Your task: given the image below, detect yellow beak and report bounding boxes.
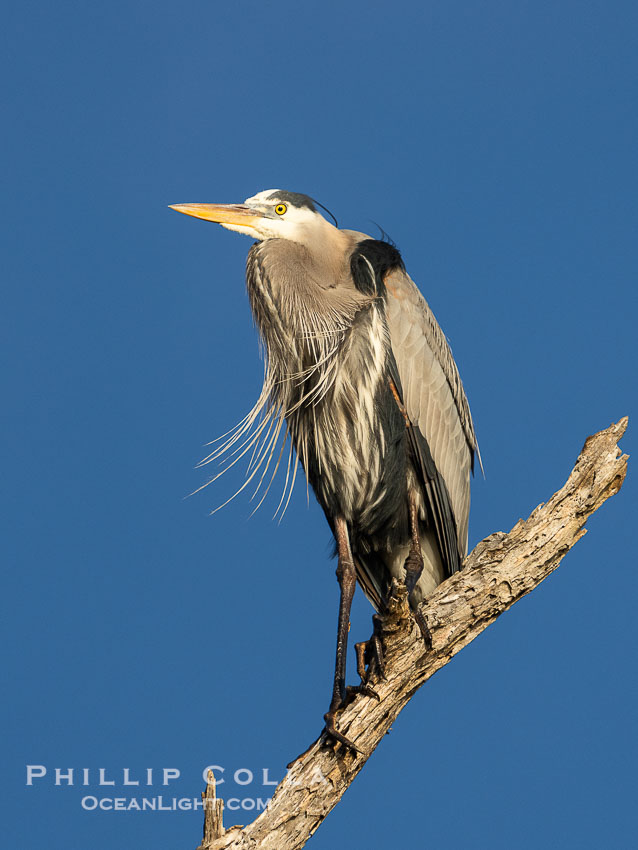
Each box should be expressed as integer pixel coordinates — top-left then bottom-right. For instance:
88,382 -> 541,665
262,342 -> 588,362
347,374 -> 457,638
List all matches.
168,203 -> 260,228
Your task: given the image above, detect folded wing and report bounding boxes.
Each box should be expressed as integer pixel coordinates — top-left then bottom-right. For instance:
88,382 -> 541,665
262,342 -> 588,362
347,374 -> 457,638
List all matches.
384,266 -> 478,573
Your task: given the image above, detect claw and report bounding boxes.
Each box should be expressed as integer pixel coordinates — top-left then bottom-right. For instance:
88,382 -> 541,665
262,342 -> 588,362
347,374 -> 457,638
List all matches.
346,682 -> 380,701
350,613 -> 387,704
323,712 -> 363,754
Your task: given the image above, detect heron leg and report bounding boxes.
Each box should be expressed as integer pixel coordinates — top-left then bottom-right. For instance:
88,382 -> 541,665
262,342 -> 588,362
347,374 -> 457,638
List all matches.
404,493 -> 424,596
404,493 -> 432,648
323,517 -> 361,753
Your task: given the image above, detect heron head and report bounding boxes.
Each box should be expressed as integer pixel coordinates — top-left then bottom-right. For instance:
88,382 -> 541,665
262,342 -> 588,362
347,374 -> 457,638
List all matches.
169,189 -> 335,243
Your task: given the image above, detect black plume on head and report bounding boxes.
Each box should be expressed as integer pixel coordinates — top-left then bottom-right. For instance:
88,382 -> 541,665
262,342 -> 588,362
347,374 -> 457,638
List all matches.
266,190 -> 339,228
266,191 -> 316,211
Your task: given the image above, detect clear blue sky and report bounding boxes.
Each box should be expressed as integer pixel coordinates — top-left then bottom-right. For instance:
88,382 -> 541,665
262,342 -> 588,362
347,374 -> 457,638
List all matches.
4,2 -> 636,848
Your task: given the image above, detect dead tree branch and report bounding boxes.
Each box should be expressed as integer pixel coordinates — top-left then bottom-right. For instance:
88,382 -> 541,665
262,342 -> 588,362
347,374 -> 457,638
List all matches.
196,417 -> 628,850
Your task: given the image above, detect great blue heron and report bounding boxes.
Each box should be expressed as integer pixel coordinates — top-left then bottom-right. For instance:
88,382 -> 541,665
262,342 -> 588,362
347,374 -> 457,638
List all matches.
170,190 -> 479,750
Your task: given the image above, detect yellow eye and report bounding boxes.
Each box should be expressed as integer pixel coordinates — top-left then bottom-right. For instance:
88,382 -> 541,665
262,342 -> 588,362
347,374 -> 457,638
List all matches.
275,203 -> 287,215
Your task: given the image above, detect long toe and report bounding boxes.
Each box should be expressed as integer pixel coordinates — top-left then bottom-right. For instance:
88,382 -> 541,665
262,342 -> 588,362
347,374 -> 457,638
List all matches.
323,711 -> 363,755
346,682 -> 380,701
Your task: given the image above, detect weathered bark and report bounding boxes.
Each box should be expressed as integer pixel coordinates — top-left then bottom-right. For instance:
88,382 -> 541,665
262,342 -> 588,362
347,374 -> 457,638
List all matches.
196,418 -> 628,850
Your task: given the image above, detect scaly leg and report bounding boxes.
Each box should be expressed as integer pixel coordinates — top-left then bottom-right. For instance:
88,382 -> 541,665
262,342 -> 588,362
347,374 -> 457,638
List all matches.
403,492 -> 432,648
323,516 -> 361,753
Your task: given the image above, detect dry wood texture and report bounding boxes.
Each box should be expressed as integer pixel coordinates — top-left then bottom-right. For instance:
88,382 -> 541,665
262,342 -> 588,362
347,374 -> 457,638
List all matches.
196,418 -> 628,850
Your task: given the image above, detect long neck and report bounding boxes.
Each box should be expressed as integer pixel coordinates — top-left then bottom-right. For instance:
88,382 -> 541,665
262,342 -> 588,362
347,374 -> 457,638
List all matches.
246,233 -> 373,414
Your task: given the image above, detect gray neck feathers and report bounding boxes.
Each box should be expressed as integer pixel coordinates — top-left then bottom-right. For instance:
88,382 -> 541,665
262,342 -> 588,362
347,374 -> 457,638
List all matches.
247,236 -> 373,412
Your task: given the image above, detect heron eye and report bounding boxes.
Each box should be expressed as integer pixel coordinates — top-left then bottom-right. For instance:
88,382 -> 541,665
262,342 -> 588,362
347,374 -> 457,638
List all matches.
275,204 -> 287,215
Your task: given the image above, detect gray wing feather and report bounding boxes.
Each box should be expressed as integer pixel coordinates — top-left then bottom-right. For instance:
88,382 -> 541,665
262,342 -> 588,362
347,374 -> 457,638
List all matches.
384,267 -> 478,561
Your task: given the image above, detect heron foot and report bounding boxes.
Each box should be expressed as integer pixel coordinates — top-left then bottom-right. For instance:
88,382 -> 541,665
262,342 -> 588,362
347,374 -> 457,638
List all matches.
349,613 -> 387,697
322,711 -> 362,754
346,681 -> 380,701
385,576 -> 432,650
